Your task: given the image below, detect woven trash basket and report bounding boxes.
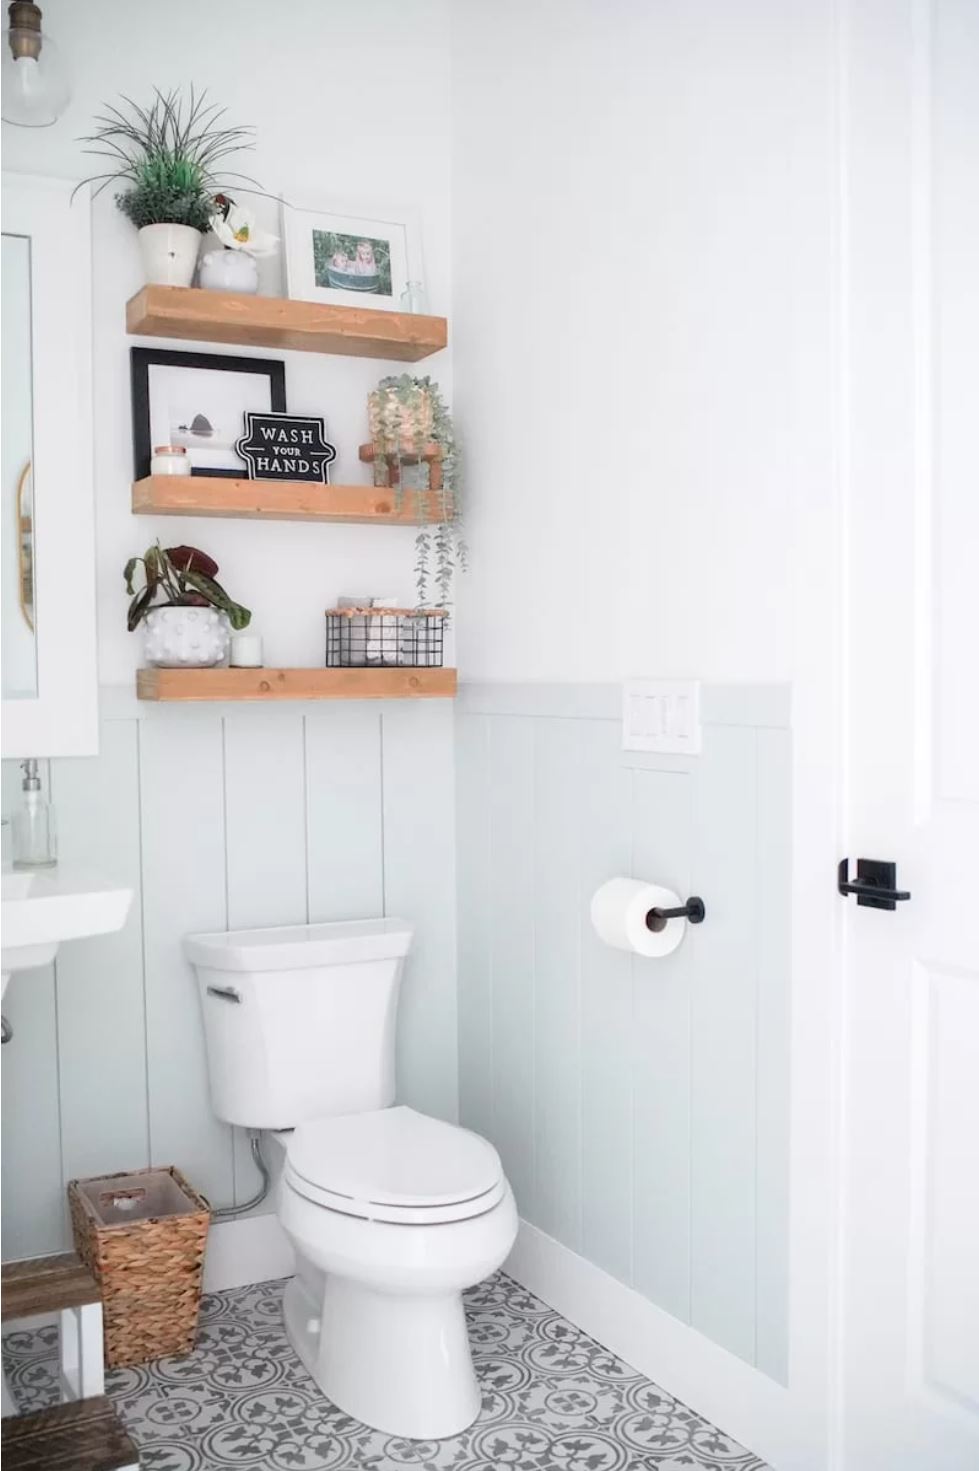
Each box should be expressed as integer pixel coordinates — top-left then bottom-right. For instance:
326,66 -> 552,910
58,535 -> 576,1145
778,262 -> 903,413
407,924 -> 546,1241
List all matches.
68,1165 -> 211,1368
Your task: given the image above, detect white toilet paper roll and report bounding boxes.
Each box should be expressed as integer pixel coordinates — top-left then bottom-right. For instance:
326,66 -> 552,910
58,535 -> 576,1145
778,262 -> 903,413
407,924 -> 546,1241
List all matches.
590,877 -> 687,958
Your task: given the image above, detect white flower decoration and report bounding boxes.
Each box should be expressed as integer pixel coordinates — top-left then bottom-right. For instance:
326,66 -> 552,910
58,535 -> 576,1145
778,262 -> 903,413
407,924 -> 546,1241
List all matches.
209,202 -> 278,257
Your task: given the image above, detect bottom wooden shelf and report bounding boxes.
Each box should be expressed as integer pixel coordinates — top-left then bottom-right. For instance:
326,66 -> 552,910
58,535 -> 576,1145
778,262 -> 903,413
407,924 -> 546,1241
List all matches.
136,666 -> 457,702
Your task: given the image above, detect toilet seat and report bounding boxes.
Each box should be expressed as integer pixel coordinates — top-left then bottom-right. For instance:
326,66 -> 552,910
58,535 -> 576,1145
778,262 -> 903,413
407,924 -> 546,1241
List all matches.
284,1106 -> 505,1226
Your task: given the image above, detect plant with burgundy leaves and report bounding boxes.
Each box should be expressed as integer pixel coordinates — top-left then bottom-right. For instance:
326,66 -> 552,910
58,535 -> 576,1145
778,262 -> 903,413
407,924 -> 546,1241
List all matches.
124,542 -> 251,631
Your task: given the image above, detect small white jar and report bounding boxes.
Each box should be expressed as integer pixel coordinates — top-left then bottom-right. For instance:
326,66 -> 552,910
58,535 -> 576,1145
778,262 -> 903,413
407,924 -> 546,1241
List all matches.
151,445 -> 191,477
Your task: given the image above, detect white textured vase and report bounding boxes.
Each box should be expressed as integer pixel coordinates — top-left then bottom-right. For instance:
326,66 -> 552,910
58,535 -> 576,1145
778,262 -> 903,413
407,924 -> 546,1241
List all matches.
198,247 -> 259,294
138,224 -> 201,287
143,606 -> 231,668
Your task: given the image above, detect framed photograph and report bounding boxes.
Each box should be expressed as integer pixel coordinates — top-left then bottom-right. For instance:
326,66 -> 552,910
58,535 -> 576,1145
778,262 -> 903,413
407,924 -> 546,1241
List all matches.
131,348 -> 287,479
281,201 -> 417,313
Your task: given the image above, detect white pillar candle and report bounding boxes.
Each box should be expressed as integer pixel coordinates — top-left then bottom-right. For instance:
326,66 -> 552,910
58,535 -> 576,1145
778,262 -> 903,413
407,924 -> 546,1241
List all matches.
230,632 -> 263,668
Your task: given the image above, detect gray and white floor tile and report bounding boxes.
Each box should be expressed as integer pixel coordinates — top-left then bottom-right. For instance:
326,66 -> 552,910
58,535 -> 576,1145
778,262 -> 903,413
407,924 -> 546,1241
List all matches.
2,1271 -> 769,1470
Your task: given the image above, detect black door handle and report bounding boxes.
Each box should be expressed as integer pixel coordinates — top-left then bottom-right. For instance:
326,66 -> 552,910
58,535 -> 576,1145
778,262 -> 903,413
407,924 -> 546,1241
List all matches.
838,858 -> 911,911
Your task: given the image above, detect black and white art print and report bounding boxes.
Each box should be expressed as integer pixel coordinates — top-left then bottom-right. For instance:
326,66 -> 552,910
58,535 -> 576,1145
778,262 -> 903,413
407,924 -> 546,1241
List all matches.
131,348 -> 287,479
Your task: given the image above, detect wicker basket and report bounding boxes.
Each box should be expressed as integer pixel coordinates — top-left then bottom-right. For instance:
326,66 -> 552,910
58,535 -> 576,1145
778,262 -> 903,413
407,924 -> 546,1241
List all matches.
68,1165 -> 211,1368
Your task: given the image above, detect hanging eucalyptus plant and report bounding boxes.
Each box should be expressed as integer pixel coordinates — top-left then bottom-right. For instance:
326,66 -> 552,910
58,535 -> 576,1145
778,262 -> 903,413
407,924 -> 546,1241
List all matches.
367,374 -> 465,609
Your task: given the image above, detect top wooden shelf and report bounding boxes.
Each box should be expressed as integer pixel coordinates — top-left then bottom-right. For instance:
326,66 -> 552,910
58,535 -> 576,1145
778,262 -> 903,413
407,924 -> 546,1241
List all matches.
126,285 -> 448,362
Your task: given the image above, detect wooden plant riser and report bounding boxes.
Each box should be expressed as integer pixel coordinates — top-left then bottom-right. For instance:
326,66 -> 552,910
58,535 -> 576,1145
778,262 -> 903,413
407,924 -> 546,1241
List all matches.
359,442 -> 444,492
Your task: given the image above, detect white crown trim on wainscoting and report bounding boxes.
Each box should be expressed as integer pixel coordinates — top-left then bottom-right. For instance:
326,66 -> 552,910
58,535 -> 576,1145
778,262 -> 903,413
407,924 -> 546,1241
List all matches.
505,1221 -> 798,1471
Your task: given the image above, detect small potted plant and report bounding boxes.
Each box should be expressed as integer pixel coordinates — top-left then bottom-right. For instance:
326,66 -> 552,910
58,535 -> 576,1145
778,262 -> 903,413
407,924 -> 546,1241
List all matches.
198,193 -> 278,295
125,542 -> 250,668
79,87 -> 258,288
367,375 -> 464,608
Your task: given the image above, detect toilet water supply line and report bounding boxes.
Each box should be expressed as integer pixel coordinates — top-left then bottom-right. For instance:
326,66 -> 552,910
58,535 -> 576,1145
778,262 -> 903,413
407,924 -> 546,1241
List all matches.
211,1131 -> 271,1219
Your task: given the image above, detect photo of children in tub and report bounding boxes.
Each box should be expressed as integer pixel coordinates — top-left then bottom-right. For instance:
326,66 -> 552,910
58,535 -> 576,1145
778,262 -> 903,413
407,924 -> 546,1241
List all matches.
312,230 -> 393,296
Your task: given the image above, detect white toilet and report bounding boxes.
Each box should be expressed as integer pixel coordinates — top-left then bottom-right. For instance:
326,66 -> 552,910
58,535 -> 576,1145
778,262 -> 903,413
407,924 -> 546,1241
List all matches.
184,918 -> 517,1440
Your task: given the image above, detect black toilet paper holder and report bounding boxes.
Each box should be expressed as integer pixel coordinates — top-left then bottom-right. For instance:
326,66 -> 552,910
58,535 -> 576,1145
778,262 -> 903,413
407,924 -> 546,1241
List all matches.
645,896 -> 706,932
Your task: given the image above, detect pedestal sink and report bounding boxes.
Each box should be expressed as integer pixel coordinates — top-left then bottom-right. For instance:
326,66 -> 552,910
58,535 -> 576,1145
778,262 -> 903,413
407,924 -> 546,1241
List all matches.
1,866 -> 133,995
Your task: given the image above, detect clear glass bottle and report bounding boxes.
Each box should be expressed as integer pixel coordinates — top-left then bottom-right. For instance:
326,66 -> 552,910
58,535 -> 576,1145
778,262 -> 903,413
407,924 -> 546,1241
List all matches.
400,280 -> 428,314
12,758 -> 57,868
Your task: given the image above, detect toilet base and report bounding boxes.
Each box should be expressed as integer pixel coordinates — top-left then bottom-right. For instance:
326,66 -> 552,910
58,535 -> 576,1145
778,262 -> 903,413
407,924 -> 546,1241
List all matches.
283,1272 -> 482,1440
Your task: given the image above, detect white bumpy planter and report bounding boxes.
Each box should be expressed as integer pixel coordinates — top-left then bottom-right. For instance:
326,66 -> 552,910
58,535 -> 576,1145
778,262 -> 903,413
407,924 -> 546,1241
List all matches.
142,606 -> 231,668
138,223 -> 201,287
198,247 -> 259,294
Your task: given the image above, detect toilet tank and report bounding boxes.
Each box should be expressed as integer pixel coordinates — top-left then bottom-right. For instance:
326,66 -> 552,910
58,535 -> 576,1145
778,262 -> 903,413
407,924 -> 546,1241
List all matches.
184,918 -> 413,1130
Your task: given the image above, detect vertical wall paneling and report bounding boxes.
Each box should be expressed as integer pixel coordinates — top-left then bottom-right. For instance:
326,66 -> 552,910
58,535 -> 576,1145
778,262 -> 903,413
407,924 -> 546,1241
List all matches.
688,724 -> 758,1362
0,959 -> 64,1258
753,727 -> 791,1383
305,708 -> 384,923
51,721 -> 149,1184
455,714 -> 494,1142
630,766 -> 694,1323
455,683 -> 791,1381
578,721 -> 635,1284
139,709 -> 233,1209
2,699 -> 458,1251
532,719 -> 583,1248
381,703 -> 458,1124
223,711 -> 307,932
488,717 -> 536,1210
2,756 -> 66,1258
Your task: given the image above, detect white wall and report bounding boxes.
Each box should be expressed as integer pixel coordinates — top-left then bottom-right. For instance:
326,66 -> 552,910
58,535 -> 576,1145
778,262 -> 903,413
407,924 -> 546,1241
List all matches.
451,0 -> 835,688
1,0 -> 459,1256
3,0 -> 452,680
451,5 -> 843,1468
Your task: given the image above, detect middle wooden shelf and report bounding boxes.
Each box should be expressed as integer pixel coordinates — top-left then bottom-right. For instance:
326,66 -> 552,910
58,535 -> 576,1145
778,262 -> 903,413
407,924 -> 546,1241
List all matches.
132,474 -> 445,525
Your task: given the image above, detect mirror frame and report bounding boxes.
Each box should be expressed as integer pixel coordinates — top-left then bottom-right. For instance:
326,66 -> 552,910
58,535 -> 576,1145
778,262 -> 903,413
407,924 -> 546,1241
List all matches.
2,174 -> 98,757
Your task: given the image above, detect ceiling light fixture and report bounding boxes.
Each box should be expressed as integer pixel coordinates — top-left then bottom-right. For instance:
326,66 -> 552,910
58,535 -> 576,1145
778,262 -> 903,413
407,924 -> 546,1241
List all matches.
2,2 -> 70,127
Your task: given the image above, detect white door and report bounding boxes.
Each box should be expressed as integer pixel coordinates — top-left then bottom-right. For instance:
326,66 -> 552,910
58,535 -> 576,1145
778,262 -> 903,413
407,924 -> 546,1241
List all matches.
842,1 -> 979,1468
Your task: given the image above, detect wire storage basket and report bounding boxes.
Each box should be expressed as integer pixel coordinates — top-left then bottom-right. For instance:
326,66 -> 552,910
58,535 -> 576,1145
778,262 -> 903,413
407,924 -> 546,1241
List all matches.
68,1165 -> 210,1367
325,607 -> 447,668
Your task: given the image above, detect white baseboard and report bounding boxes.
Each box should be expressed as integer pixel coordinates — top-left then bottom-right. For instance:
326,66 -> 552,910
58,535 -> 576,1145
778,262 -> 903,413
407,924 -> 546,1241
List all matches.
203,1211 -> 295,1294
505,1221 -> 801,1471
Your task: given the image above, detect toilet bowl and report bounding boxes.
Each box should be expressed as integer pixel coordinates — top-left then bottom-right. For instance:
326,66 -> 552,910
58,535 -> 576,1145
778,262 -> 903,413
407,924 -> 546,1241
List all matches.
184,917 -> 516,1440
277,1107 -> 517,1438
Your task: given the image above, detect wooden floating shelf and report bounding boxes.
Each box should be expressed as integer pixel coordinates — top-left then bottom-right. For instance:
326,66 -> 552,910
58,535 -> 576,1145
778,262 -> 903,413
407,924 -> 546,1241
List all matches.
136,667 -> 458,702
127,285 -> 447,361
132,475 -> 446,524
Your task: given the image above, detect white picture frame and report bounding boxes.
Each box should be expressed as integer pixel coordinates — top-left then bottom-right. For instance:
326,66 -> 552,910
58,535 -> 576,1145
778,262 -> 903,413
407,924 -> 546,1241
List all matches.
281,199 -> 419,313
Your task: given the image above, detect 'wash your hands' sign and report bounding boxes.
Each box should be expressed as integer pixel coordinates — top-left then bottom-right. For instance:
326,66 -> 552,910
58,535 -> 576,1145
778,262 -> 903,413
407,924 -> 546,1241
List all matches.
236,412 -> 338,483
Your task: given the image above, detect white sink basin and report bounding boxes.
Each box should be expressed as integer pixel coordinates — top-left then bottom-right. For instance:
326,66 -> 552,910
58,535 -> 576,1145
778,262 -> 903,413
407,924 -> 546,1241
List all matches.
1,866 -> 133,995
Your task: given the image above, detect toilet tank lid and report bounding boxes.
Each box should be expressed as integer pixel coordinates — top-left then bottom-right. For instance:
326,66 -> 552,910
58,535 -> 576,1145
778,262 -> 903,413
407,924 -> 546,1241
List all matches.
183,917 -> 413,972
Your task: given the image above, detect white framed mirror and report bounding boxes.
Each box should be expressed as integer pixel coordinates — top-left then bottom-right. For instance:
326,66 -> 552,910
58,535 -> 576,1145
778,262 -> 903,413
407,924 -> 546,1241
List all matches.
2,173 -> 98,757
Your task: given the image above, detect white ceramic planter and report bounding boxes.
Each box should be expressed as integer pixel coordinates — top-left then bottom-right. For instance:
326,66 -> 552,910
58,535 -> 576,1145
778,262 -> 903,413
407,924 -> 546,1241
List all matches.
199,247 -> 259,294
142,606 -> 230,668
138,224 -> 201,287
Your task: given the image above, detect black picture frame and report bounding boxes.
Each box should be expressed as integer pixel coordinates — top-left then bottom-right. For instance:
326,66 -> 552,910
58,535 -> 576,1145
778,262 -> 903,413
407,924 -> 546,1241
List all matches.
130,347 -> 287,480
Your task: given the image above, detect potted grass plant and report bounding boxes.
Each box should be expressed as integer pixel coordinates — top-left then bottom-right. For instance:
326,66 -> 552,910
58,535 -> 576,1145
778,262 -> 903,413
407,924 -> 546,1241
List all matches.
79,87 -> 258,287
125,542 -> 250,668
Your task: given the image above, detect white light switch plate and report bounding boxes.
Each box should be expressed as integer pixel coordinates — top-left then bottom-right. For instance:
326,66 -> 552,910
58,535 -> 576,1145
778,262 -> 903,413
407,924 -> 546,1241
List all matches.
622,679 -> 702,755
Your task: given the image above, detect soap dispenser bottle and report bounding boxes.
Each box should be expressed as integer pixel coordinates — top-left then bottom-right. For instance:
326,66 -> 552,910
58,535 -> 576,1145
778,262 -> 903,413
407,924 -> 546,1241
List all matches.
12,759 -> 57,869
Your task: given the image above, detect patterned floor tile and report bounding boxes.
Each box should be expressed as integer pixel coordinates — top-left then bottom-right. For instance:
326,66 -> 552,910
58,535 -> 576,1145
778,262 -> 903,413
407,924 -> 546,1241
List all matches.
1,1271 -> 769,1471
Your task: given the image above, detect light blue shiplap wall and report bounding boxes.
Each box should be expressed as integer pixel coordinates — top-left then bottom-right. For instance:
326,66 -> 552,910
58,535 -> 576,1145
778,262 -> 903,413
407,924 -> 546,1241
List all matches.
1,695 -> 457,1262
456,683 -> 790,1384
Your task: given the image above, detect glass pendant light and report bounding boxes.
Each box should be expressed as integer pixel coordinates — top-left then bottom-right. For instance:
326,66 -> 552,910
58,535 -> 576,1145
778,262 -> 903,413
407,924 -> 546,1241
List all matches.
2,2 -> 70,127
